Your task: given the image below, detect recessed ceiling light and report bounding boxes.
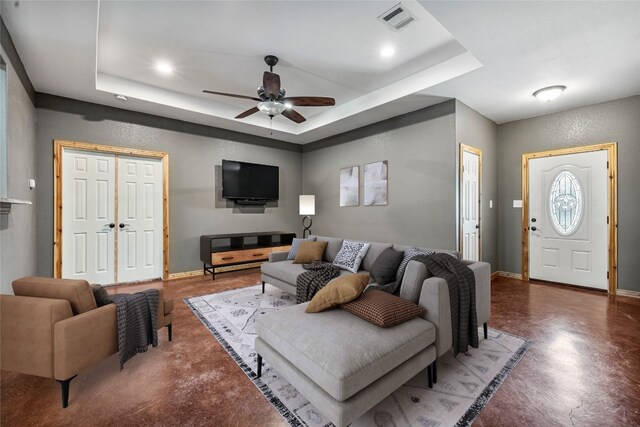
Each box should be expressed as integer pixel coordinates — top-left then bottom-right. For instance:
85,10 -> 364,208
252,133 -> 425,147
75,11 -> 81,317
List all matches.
155,60 -> 173,75
380,46 -> 395,58
114,94 -> 127,101
533,85 -> 566,102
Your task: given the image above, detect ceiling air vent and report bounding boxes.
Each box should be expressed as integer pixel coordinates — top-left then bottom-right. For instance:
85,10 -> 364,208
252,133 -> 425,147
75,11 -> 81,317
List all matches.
378,3 -> 417,31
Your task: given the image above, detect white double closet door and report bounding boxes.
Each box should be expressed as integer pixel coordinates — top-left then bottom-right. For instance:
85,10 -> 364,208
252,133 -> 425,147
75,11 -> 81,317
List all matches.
61,149 -> 163,285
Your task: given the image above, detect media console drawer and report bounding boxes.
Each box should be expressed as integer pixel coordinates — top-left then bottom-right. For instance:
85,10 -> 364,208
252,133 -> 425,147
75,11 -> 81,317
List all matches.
271,245 -> 291,253
211,250 -> 246,265
243,248 -> 271,261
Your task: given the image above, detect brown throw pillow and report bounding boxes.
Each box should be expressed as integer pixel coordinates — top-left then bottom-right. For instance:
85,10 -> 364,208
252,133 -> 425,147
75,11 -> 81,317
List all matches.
342,290 -> 424,327
306,273 -> 369,313
293,241 -> 328,264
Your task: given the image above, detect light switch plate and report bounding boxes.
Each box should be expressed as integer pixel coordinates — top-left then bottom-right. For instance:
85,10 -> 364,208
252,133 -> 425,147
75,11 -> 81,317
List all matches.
513,200 -> 523,208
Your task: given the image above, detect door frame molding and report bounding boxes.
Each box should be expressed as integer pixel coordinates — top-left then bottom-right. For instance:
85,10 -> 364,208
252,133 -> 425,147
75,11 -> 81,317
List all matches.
459,144 -> 483,260
53,140 -> 170,281
521,142 -> 617,294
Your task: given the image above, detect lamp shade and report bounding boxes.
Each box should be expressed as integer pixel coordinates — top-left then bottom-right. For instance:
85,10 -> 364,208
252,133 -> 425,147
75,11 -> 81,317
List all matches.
299,195 -> 315,215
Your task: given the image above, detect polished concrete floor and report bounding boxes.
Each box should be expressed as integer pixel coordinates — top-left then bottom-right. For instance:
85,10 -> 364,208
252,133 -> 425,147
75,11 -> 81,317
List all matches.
1,271 -> 639,426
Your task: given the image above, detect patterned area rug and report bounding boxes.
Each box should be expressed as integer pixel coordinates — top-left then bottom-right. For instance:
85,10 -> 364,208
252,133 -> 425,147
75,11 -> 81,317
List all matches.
185,284 -> 531,427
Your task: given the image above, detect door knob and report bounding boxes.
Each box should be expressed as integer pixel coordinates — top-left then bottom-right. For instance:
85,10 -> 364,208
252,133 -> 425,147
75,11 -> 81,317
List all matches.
119,223 -> 130,229
531,218 -> 537,223
531,226 -> 537,231
105,223 -> 115,229
475,224 -> 480,229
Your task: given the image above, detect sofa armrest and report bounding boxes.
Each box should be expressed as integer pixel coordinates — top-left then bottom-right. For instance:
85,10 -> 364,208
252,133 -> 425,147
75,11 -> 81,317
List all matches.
419,277 -> 453,358
54,304 -> 118,380
0,295 -> 73,379
269,251 -> 289,262
399,260 -> 428,303
465,261 -> 491,325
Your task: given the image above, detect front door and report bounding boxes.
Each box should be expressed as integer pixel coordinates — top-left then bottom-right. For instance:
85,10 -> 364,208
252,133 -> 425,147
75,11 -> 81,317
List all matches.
117,156 -> 164,283
528,150 -> 608,289
460,145 -> 481,261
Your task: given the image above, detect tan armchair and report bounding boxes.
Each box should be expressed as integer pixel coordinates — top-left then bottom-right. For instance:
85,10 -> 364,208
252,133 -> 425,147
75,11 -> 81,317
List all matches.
0,276 -> 174,407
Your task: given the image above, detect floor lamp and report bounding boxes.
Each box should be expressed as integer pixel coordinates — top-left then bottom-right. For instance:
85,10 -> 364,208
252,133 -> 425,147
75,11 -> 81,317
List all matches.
299,195 -> 315,238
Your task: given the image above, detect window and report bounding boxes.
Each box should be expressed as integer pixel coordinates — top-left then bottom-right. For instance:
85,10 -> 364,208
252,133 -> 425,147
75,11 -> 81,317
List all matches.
548,170 -> 583,236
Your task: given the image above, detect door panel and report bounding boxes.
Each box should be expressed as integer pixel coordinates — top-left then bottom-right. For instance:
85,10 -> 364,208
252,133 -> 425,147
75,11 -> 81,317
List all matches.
62,150 -> 116,284
461,147 -> 481,261
529,150 -> 607,289
117,156 -> 163,283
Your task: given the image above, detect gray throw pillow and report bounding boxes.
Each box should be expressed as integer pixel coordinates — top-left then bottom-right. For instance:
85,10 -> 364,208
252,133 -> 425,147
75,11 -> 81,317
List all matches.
370,247 -> 404,286
90,284 -> 112,307
287,236 -> 317,260
395,246 -> 435,283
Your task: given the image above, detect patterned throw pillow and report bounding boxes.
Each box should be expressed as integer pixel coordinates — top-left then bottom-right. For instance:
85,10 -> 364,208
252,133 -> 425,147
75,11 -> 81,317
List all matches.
342,290 -> 424,328
395,246 -> 435,283
287,237 -> 317,260
333,240 -> 371,273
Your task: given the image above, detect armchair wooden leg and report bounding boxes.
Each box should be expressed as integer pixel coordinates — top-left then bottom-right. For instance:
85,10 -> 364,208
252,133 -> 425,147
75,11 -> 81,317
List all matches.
257,354 -> 263,378
56,375 -> 77,408
483,322 -> 488,339
168,323 -> 173,342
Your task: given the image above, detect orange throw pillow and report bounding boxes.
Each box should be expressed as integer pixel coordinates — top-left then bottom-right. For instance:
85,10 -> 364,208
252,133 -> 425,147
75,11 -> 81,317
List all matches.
306,273 -> 369,313
293,241 -> 328,264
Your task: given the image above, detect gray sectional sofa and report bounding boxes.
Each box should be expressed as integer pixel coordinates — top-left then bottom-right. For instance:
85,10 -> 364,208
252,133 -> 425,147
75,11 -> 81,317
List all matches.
257,235 -> 491,427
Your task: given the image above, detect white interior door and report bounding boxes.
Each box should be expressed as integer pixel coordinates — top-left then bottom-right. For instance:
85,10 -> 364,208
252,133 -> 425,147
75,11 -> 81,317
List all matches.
461,148 -> 481,261
529,150 -> 608,289
62,149 -> 116,284
117,156 -> 163,283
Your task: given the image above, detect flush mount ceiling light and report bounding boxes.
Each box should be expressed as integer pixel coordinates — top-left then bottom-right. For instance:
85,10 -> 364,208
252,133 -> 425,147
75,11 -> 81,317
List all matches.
114,94 -> 127,101
380,46 -> 395,57
533,85 -> 566,102
155,60 -> 173,75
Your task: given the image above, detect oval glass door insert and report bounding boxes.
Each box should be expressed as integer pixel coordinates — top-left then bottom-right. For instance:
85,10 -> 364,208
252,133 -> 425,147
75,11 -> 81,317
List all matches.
548,170 -> 584,236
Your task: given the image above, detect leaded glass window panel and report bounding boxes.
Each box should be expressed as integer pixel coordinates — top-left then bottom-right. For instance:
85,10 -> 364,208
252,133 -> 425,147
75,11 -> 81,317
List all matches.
549,170 -> 583,236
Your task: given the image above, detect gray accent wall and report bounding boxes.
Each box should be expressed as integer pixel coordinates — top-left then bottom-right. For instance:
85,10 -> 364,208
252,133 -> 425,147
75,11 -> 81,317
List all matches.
0,44 -> 37,295
35,95 -> 302,276
302,100 -> 458,250
497,95 -> 640,292
455,100 -> 499,270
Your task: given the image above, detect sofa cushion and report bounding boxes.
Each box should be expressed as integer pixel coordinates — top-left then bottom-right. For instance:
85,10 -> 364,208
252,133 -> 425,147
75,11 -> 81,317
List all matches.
262,260 -> 352,286
12,276 -> 97,315
342,290 -> 424,327
306,273 -> 369,313
360,242 -> 393,272
369,247 -> 404,286
287,237 -> 317,260
256,303 -> 435,401
395,247 -> 435,283
393,244 -> 461,261
310,236 -> 344,262
293,241 -> 328,264
333,241 -> 370,273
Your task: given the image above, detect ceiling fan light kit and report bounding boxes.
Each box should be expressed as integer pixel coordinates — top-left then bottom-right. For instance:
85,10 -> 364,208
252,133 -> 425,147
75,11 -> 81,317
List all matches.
203,55 -> 335,124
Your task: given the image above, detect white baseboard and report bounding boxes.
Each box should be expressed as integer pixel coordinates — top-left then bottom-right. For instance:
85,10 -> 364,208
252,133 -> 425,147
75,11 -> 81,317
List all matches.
616,289 -> 640,299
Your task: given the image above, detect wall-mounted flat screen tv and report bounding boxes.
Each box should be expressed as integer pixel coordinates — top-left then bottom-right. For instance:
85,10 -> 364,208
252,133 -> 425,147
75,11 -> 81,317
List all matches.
222,159 -> 279,202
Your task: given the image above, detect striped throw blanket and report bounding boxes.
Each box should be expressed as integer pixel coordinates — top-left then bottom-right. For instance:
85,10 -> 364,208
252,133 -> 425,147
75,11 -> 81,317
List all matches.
296,261 -> 340,303
411,253 -> 479,356
110,289 -> 159,369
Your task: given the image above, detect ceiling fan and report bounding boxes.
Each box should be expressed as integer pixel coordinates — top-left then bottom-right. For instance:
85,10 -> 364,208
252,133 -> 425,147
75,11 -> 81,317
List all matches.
203,55 -> 335,124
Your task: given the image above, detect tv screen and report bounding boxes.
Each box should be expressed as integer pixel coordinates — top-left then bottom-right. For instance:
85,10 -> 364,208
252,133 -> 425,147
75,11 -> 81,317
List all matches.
222,160 -> 279,201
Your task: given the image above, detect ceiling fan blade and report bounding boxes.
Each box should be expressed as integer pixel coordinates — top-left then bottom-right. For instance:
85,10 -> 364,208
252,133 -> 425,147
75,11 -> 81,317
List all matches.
203,90 -> 261,102
235,106 -> 260,119
283,96 -> 335,107
282,109 -> 306,123
263,71 -> 281,98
